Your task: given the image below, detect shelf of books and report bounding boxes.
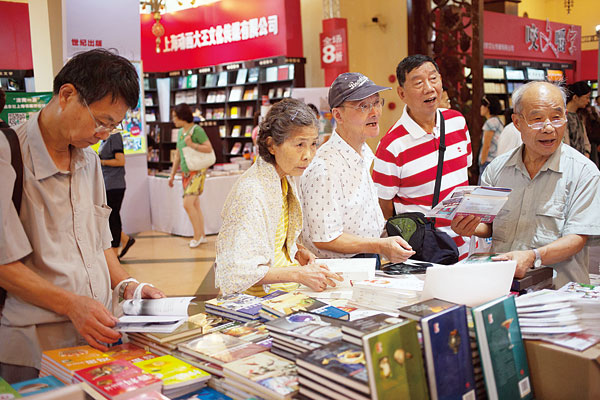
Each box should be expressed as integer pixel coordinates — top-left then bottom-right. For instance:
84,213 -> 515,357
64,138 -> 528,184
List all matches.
143,74 -> 160,123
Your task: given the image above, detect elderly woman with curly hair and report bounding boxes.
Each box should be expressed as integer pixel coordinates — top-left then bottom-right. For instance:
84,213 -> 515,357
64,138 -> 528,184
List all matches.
215,98 -> 342,296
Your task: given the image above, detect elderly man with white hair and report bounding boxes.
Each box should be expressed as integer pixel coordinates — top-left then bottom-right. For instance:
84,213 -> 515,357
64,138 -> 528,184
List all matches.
451,81 -> 600,287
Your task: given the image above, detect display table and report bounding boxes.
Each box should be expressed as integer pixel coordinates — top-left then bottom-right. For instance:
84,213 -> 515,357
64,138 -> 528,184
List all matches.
148,174 -> 240,236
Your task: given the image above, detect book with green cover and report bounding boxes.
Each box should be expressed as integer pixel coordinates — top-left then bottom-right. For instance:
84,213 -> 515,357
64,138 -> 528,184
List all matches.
362,320 -> 428,400
0,377 -> 21,398
472,295 -> 533,400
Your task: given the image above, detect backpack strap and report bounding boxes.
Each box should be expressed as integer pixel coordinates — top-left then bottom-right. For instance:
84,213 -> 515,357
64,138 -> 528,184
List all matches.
432,110 -> 446,207
1,128 -> 23,214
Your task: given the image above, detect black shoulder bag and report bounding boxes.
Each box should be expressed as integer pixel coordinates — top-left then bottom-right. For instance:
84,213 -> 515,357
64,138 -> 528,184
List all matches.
385,111 -> 459,264
1,127 -> 24,313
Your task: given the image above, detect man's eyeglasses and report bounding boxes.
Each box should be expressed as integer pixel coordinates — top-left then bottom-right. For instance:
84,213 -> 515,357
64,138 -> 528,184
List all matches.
519,114 -> 567,131
82,98 -> 123,133
343,98 -> 385,113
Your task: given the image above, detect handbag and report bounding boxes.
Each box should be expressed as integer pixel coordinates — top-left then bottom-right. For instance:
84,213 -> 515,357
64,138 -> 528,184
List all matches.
385,111 -> 459,265
181,126 -> 216,171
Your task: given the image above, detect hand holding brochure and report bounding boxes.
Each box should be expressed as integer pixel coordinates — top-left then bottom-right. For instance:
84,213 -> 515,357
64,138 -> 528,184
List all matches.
117,297 -> 196,333
426,185 -> 512,223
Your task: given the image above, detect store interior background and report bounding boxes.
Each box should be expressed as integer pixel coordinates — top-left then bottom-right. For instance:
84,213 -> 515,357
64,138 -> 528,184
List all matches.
2,0 -> 600,294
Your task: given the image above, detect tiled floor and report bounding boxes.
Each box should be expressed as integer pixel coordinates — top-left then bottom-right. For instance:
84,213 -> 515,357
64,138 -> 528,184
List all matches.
118,231 -> 219,299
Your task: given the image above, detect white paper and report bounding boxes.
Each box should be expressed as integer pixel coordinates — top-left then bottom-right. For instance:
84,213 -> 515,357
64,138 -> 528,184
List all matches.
121,296 -> 195,316
117,318 -> 187,333
313,258 -> 376,288
426,185 -> 511,223
420,260 -> 516,307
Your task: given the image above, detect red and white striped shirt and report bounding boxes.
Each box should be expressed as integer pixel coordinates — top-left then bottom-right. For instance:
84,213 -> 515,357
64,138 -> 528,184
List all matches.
373,106 -> 473,258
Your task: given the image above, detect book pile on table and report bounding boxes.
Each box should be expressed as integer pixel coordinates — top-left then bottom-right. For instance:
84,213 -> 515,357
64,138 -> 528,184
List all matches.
40,345 -> 115,384
348,278 -> 421,313
127,313 -> 238,357
221,352 -> 298,400
341,313 -> 405,346
205,291 -> 287,322
105,343 -> 158,364
134,355 -> 211,398
514,282 -> 600,350
172,386 -> 233,400
72,359 -> 163,399
295,340 -> 370,400
260,291 -> 350,321
264,312 -> 344,360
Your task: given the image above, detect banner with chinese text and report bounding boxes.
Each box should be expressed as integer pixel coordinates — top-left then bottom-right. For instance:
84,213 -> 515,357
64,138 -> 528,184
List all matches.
0,92 -> 52,127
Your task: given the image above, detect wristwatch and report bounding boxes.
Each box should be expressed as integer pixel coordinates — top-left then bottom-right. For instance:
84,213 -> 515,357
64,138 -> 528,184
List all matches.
119,281 -> 134,300
532,248 -> 542,269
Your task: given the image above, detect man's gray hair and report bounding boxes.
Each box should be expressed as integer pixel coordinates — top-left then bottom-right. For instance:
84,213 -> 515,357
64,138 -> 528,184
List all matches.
512,81 -> 567,114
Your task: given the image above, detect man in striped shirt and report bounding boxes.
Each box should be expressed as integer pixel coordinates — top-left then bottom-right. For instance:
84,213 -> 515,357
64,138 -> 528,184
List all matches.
372,55 -> 473,258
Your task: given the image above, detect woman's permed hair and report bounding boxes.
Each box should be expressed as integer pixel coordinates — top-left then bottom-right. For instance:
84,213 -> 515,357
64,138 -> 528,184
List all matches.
173,103 -> 194,123
257,98 -> 318,164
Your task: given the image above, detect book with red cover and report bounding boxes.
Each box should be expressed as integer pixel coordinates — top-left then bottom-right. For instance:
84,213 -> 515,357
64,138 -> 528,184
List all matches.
73,359 -> 162,400
105,343 -> 158,364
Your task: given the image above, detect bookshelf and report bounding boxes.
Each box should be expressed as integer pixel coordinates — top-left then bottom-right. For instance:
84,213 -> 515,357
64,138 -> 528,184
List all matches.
167,56 -> 306,162
143,74 -> 160,123
147,121 -> 176,172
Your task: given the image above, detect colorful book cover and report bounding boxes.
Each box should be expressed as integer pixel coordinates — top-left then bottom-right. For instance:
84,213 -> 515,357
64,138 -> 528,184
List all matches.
0,377 -> 21,399
180,332 -> 267,365
223,352 -> 298,398
11,376 -> 64,397
296,341 -> 369,394
172,386 -> 232,399
397,298 -> 459,320
73,359 -> 162,399
145,313 -> 230,343
205,291 -> 285,318
265,312 -> 343,344
261,291 -> 331,317
105,343 -> 157,364
310,304 -> 350,320
472,296 -> 533,400
220,320 -> 269,343
42,345 -> 114,372
362,321 -> 429,400
134,355 -> 210,388
342,314 -> 405,338
422,305 -> 476,400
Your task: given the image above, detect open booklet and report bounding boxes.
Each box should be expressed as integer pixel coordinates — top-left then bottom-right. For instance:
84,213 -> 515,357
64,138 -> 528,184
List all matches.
116,297 -> 198,333
425,185 -> 512,223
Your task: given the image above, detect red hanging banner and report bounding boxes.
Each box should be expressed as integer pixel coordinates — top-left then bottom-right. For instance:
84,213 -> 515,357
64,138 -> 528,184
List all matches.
320,18 -> 349,86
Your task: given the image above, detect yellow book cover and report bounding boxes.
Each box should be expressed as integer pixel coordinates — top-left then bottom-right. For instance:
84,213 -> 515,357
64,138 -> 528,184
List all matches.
42,346 -> 114,371
134,355 -> 210,388
230,106 -> 239,118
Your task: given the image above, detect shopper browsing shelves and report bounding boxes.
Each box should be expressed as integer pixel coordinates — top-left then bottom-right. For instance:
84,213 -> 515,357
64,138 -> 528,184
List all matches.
215,98 -> 342,295
300,72 -> 415,266
0,49 -> 164,383
451,81 -> 600,287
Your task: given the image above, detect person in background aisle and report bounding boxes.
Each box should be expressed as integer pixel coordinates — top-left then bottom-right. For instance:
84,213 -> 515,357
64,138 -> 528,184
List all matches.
451,81 -> 600,287
566,81 -> 592,158
0,49 -> 164,383
496,108 -> 523,156
215,98 -> 342,295
372,55 -> 472,260
594,96 -> 600,114
0,88 -> 9,129
98,131 -> 136,259
440,86 -> 451,109
168,103 -> 213,248
578,102 -> 600,166
479,95 -> 504,178
300,72 -> 415,266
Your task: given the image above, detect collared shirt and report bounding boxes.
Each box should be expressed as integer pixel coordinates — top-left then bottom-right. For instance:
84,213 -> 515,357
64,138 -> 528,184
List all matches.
372,106 -> 472,257
215,157 -> 303,295
0,112 -> 113,369
300,130 -> 386,259
482,143 -> 600,288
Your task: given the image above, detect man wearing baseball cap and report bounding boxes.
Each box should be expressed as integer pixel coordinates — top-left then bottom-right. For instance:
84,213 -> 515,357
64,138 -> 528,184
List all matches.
299,72 -> 415,265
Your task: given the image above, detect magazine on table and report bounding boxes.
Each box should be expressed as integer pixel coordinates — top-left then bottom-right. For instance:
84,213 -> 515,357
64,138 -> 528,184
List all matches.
426,185 -> 512,223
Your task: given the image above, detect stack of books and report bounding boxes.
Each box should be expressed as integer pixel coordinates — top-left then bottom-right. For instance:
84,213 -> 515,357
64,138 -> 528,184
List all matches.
177,332 -> 268,371
40,345 -> 114,384
135,355 -> 211,399
296,341 -> 370,400
105,343 -> 158,364
397,299 -> 477,400
260,291 -> 350,321
204,291 -> 286,323
349,278 -> 421,313
222,352 -> 298,400
265,312 -> 343,360
0,378 -> 20,398
73,359 -> 163,399
341,313 -> 404,345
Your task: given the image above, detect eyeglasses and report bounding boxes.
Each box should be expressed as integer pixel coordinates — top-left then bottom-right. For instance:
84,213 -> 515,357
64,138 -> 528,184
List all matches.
342,98 -> 385,113
519,114 -> 567,131
82,98 -> 123,133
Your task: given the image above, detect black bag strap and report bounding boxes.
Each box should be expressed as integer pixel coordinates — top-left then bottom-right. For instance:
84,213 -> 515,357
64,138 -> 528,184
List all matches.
1,128 -> 23,214
432,110 -> 446,207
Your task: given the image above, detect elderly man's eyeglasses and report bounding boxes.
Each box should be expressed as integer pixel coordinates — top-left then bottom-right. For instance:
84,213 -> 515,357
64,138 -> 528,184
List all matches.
82,98 -> 123,133
343,98 -> 385,113
519,114 -> 567,131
